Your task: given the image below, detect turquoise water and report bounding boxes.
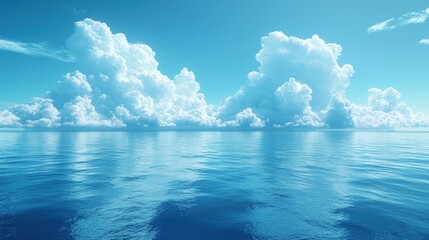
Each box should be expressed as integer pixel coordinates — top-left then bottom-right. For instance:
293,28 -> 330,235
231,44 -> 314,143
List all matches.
0,131 -> 428,239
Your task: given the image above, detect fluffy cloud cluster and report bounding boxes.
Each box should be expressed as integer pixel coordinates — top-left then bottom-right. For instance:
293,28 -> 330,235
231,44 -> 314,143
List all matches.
352,88 -> 429,128
1,19 -> 216,129
0,18 -> 428,129
217,30 -> 429,128
218,32 -> 353,128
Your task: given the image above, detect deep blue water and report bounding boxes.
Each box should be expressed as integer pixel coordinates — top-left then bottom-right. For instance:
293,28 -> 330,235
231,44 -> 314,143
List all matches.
0,131 -> 428,240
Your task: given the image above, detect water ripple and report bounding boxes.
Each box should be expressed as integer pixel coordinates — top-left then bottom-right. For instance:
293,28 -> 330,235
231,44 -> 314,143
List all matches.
0,131 -> 428,239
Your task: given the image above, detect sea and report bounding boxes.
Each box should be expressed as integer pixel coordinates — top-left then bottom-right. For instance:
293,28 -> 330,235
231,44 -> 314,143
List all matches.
0,130 -> 428,239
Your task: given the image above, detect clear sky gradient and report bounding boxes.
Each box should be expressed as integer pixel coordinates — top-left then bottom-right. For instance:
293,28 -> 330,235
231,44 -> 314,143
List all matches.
0,0 -> 428,113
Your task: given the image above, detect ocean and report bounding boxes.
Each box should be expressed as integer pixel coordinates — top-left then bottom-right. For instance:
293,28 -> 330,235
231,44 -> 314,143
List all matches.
0,131 -> 428,239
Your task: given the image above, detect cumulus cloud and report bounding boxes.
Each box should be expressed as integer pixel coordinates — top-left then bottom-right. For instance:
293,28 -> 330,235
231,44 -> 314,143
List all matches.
0,19 -> 215,128
0,18 -> 428,129
217,31 -> 428,128
5,98 -> 60,128
324,96 -> 354,128
218,32 -> 352,128
0,39 -> 75,62
352,87 -> 429,128
0,110 -> 20,127
225,108 -> 266,128
368,7 -> 429,33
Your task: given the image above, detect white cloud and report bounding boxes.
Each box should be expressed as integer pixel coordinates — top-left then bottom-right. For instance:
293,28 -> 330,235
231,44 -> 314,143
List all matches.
419,39 -> 429,45
65,19 -> 217,128
6,98 -> 60,128
368,19 -> 396,33
400,9 -> 429,24
368,7 -> 429,33
352,87 -> 429,128
0,39 -> 75,62
218,31 -> 352,128
324,95 -> 354,128
230,108 -> 266,128
0,19 -> 428,129
367,87 -> 402,112
0,110 -> 20,127
0,18 -> 215,129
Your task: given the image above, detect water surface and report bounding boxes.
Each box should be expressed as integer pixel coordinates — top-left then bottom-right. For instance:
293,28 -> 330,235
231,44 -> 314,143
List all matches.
0,131 -> 428,239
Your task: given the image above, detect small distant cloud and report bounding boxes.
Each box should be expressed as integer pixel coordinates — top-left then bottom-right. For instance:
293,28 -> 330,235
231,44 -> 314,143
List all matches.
72,8 -> 87,15
367,19 -> 396,33
65,5 -> 87,15
368,7 -> 429,33
419,39 -> 429,45
0,38 -> 75,62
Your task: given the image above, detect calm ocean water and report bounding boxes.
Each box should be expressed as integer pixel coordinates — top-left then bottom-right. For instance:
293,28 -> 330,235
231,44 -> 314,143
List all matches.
0,131 -> 428,240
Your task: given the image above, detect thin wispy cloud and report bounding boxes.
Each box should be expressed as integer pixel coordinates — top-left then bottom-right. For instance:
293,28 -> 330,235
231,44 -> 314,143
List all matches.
0,101 -> 14,110
65,5 -> 87,15
368,7 -> 429,33
419,39 -> 429,45
0,38 -> 75,62
368,19 -> 396,32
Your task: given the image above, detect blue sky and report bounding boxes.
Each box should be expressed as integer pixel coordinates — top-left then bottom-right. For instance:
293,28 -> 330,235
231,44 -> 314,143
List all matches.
0,1 -> 428,129
0,0 -> 428,110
